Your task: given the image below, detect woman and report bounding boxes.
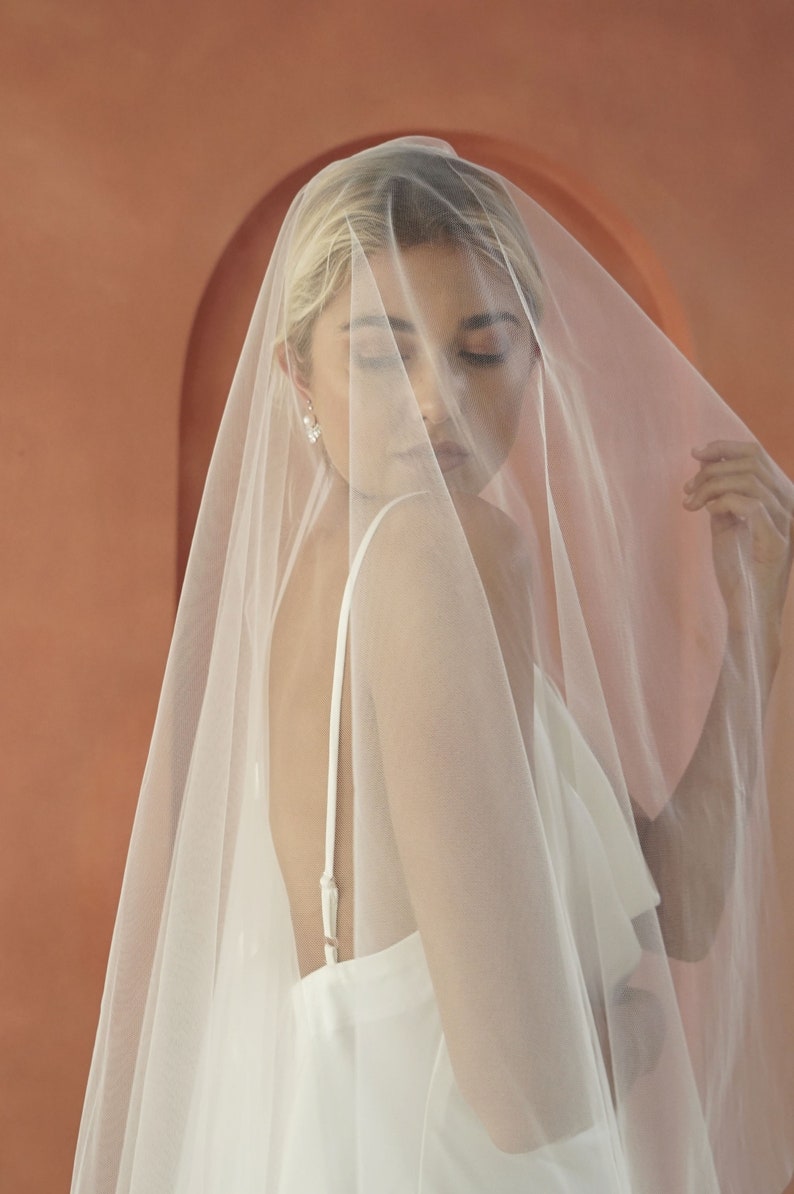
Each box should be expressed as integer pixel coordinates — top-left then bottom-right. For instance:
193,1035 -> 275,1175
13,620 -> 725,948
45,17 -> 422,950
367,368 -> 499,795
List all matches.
71,138 -> 793,1193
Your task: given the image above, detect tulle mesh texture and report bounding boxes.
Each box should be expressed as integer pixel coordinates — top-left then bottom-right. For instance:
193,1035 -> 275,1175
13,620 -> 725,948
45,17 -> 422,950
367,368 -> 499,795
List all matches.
72,137 -> 793,1194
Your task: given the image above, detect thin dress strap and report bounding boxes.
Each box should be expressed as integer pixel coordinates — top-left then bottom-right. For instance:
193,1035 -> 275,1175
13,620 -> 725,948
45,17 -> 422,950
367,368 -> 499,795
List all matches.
321,493 -> 419,965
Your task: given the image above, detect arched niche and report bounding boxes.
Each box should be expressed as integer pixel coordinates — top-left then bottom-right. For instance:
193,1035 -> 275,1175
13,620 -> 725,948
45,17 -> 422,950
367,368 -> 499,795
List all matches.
178,130 -> 693,586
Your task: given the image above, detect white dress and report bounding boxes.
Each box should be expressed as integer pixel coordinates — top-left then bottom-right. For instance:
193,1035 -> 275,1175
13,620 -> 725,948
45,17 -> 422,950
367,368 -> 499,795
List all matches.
277,502 -> 661,1194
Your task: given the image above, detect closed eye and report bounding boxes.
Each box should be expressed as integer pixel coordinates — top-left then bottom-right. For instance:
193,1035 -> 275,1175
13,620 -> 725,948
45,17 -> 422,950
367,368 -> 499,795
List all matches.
460,350 -> 508,367
352,351 -> 409,370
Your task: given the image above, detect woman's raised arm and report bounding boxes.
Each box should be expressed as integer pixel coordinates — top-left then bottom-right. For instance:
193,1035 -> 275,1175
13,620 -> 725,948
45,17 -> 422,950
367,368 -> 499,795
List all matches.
637,440 -> 793,960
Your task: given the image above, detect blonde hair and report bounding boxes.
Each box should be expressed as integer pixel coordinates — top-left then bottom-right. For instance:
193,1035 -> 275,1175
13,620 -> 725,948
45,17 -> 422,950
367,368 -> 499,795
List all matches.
280,143 -> 545,369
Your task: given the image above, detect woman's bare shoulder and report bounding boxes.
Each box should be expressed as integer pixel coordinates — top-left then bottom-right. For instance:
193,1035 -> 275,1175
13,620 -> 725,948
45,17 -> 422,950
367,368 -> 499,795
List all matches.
359,489 -> 529,608
449,490 -> 530,577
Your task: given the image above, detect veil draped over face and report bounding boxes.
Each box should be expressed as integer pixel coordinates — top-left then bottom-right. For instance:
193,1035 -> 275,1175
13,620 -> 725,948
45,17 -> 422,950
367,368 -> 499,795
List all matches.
71,137 -> 793,1194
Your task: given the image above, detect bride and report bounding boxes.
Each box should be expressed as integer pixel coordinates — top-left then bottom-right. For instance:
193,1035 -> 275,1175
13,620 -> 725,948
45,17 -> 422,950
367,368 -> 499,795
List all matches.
71,138 -> 793,1194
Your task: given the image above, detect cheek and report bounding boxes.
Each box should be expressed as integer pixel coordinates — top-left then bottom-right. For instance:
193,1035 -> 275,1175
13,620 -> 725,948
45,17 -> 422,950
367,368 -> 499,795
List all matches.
463,375 -> 525,446
350,371 -> 419,444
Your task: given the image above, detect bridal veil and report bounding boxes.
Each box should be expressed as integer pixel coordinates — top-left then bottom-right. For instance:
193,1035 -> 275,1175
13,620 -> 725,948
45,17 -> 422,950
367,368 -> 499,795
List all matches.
71,137 -> 793,1194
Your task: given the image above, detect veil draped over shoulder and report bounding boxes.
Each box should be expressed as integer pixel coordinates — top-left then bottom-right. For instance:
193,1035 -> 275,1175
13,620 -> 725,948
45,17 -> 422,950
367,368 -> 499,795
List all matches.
71,137 -> 793,1194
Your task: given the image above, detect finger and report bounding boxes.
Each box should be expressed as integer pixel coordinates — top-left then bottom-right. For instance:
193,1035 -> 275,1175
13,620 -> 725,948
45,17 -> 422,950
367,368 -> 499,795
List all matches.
703,494 -> 787,558
685,471 -> 766,506
684,455 -> 794,519
684,473 -> 790,536
682,465 -> 788,532
691,440 -> 763,463
689,442 -> 794,522
684,455 -> 772,493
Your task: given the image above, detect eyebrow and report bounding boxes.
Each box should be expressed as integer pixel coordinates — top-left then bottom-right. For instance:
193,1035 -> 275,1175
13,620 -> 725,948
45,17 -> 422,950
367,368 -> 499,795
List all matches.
461,311 -> 521,331
340,315 -> 416,333
339,311 -> 521,333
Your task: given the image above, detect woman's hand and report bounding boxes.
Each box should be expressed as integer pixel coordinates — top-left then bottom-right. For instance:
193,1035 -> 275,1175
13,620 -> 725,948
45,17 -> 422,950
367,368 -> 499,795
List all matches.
683,440 -> 794,640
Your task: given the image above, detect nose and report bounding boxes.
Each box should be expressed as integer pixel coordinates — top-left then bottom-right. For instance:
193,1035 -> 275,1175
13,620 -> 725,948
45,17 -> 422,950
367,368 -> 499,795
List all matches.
413,358 -> 458,425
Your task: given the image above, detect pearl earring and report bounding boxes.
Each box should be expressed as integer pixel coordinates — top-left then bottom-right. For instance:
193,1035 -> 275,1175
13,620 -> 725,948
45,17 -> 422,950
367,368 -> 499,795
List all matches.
302,400 -> 322,444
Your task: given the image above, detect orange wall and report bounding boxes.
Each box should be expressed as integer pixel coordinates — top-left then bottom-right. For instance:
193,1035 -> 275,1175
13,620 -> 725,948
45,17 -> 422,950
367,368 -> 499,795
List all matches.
1,2 -> 792,1191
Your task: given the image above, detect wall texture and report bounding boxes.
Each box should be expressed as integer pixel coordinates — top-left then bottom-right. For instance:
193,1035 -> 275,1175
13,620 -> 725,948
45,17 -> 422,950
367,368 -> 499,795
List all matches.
1,2 -> 792,1191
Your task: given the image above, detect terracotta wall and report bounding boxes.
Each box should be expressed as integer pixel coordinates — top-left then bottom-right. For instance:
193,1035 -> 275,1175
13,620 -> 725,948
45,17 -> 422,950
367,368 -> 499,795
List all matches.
1,2 -> 792,1191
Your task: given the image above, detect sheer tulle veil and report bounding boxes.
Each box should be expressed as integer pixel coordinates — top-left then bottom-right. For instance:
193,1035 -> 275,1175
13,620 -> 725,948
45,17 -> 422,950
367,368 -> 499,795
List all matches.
71,136 -> 794,1194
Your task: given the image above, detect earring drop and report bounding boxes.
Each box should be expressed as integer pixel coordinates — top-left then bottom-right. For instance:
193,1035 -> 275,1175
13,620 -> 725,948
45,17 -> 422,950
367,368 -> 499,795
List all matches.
302,400 -> 322,444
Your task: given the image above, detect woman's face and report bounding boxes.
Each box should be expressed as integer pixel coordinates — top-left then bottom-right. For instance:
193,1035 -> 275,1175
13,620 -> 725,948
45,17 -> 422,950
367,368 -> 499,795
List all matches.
293,242 -> 539,497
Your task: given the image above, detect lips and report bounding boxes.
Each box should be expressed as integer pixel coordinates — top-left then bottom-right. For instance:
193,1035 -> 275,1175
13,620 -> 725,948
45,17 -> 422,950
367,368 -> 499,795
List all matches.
395,440 -> 469,472
431,441 -> 469,470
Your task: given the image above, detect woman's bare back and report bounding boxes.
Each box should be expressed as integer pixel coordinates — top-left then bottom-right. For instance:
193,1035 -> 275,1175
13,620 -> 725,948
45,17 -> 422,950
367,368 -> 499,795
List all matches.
267,492 -> 534,979
267,519 -> 416,978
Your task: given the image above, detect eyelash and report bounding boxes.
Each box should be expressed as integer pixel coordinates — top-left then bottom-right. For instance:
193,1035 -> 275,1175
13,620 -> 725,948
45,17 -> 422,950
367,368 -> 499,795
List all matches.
353,350 -> 508,371
459,350 -> 508,368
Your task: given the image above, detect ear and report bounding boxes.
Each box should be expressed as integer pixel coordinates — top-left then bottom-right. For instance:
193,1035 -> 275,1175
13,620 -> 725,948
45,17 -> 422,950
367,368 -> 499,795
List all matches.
277,342 -> 313,405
